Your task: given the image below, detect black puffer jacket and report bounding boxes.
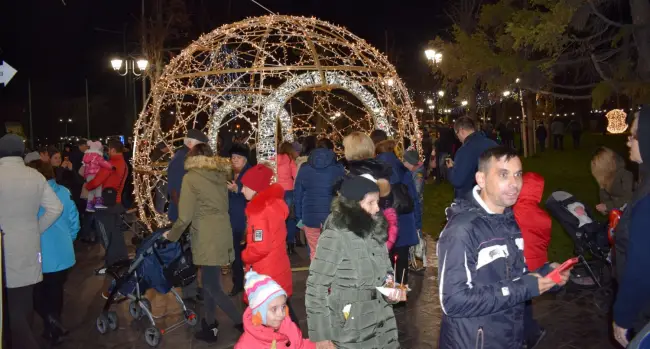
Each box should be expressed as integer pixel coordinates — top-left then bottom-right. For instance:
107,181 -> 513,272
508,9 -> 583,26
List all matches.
437,187 -> 539,349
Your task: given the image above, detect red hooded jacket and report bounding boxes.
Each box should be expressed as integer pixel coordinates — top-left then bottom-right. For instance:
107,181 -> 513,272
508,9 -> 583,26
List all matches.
242,183 -> 292,302
86,154 -> 127,204
513,172 -> 552,271
235,308 -> 315,349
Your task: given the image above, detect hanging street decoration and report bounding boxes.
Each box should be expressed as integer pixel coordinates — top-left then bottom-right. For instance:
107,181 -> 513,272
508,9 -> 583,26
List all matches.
606,109 -> 628,134
132,15 -> 419,230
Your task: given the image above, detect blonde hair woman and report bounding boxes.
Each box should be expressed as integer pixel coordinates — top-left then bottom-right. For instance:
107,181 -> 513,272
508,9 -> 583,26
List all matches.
590,146 -> 633,214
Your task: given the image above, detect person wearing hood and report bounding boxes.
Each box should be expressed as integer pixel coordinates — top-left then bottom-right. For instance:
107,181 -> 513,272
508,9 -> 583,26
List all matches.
163,143 -> 242,343
375,138 -> 422,287
437,146 -> 569,349
613,106 -> 650,347
166,129 -> 208,303
0,134 -> 63,349
446,117 -> 498,199
591,146 -> 634,215
306,174 -> 400,349
240,164 -> 297,323
513,172 -> 553,348
294,138 -> 345,260
236,271 -> 315,349
276,142 -> 299,254
226,142 -> 252,296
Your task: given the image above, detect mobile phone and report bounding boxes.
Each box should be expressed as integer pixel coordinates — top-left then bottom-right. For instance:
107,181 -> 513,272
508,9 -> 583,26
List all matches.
547,257 -> 579,283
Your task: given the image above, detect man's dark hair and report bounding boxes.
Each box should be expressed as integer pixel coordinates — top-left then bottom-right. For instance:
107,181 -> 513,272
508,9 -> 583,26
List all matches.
76,138 -> 88,146
108,139 -> 124,153
317,138 -> 334,150
47,146 -> 60,158
37,146 -> 48,154
370,129 -> 388,145
188,143 -> 214,157
478,146 -> 519,172
453,117 -> 476,132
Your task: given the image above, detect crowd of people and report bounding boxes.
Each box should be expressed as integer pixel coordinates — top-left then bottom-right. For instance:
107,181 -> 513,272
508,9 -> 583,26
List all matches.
1,104 -> 649,349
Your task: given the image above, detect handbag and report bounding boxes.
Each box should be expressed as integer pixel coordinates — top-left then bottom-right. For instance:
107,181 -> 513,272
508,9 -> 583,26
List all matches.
164,245 -> 198,288
102,164 -> 127,207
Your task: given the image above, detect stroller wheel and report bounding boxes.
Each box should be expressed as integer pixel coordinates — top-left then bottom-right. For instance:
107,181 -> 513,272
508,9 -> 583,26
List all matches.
96,314 -> 109,334
184,309 -> 198,327
129,301 -> 142,319
107,311 -> 119,331
144,327 -> 162,347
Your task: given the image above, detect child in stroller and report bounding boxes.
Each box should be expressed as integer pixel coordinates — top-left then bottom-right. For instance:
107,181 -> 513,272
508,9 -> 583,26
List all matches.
95,228 -> 198,347
545,191 -> 611,288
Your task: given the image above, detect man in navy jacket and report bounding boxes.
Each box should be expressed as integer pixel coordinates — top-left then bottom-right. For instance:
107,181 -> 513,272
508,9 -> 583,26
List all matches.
437,146 -> 569,349
446,117 -> 498,199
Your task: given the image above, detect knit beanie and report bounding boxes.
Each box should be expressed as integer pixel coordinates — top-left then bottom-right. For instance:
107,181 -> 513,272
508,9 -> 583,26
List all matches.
24,151 -> 41,164
87,140 -> 103,152
229,143 -> 250,159
244,270 -> 287,326
0,134 -> 25,158
403,150 -> 420,166
186,129 -> 209,144
241,164 -> 273,193
340,174 -> 380,201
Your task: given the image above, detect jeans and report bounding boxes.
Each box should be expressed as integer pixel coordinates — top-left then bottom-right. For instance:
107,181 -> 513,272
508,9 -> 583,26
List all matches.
7,285 -> 39,349
524,299 -> 541,341
96,204 -> 128,267
537,139 -> 546,152
232,229 -> 245,291
572,132 -> 581,149
79,211 -> 97,242
34,269 -> 68,324
284,190 -> 297,244
201,266 -> 242,325
437,152 -> 449,182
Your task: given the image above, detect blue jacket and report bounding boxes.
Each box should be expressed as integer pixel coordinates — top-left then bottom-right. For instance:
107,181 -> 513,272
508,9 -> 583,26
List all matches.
167,146 -> 189,222
38,179 -> 80,273
294,148 -> 345,228
449,132 -> 498,198
614,195 -> 650,330
229,163 -> 251,234
376,151 -> 422,247
437,190 -> 539,349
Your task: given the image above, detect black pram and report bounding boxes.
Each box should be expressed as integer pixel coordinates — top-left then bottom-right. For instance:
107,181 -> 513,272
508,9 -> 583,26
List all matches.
545,190 -> 611,288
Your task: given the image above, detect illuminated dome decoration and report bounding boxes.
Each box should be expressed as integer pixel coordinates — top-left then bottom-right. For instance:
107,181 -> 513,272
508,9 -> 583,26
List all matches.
606,109 -> 628,134
133,15 -> 419,229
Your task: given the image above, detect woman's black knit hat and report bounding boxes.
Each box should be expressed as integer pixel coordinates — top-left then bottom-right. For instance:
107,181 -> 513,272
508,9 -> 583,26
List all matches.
229,143 -> 250,158
340,174 -> 380,201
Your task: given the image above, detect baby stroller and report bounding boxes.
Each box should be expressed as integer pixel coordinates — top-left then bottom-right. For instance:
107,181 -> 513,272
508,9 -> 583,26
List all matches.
545,191 -> 612,288
95,229 -> 198,347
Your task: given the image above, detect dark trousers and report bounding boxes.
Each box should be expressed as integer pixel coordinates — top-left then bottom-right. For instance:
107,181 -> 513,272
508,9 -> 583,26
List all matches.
201,266 -> 242,325
537,138 -> 546,152
96,204 -> 128,267
232,230 -> 245,291
286,297 -> 299,325
284,190 -> 297,244
572,132 -> 581,149
390,245 -> 410,285
524,299 -> 541,341
34,269 -> 68,325
553,135 -> 564,150
7,285 -> 40,349
79,211 -> 96,242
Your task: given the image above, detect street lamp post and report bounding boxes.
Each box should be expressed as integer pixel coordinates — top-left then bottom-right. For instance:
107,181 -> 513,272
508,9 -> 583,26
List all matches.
59,118 -> 72,138
424,49 -> 443,65
110,57 -> 149,135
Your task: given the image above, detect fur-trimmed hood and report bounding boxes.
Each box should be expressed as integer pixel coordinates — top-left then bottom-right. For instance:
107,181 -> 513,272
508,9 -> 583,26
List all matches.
184,155 -> 231,172
375,139 -> 396,155
328,196 -> 388,243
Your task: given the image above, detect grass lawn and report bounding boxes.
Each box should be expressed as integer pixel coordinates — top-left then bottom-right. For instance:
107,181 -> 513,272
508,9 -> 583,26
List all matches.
422,132 -> 630,261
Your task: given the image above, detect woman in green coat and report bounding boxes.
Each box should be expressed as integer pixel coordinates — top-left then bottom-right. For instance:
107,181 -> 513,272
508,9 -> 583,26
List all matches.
164,143 -> 242,343
306,174 -> 400,349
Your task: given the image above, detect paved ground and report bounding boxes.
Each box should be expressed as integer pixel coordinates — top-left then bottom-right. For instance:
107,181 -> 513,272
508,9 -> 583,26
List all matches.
35,229 -> 618,349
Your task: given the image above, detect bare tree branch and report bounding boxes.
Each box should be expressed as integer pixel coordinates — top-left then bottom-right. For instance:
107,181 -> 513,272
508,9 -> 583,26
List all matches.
587,0 -> 625,28
551,82 -> 599,89
590,53 -> 612,81
522,85 -> 593,100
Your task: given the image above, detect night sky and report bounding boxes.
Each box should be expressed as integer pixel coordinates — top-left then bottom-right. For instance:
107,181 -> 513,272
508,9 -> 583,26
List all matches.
0,0 -> 449,140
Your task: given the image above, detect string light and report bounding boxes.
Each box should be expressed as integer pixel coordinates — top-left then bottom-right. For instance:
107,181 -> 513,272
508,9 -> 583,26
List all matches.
132,15 -> 419,230
606,109 -> 628,134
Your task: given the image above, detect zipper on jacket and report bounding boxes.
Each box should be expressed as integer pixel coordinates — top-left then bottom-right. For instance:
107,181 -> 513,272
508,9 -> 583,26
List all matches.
475,326 -> 484,349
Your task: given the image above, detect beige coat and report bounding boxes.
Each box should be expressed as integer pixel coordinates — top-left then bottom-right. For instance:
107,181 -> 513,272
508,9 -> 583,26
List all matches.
167,155 -> 234,266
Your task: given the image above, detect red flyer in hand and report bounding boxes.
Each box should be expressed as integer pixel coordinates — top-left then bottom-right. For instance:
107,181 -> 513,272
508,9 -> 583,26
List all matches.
547,257 -> 579,283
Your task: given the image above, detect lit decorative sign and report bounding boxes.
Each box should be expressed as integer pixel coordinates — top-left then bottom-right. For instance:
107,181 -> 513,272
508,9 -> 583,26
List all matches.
606,109 -> 628,134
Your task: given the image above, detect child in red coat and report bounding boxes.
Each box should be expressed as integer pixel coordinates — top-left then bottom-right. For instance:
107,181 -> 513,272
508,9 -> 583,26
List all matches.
513,172 -> 553,348
235,271 -> 315,349
240,164 -> 297,323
